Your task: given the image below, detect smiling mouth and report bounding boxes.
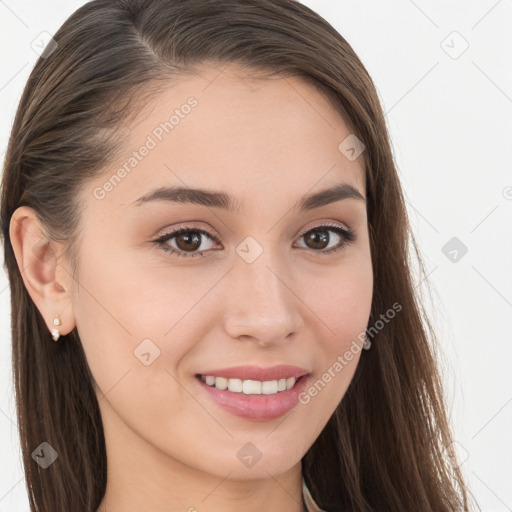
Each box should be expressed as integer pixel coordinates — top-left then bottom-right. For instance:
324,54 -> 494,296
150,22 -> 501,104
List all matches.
197,374 -> 298,395
194,371 -> 311,421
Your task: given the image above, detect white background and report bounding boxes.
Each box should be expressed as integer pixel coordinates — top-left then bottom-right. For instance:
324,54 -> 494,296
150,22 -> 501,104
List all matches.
1,1 -> 511,511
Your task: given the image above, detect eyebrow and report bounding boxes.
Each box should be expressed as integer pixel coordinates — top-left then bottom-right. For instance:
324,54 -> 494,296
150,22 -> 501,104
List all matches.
131,182 -> 366,213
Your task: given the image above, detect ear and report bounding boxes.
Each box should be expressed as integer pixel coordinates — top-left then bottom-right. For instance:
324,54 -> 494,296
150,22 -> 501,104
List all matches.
9,206 -> 76,338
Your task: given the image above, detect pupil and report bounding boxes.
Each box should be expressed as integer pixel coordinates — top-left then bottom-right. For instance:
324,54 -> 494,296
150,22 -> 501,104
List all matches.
177,231 -> 201,251
306,230 -> 328,249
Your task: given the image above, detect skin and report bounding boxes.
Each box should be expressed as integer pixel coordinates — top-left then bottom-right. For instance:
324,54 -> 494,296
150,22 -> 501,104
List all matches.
10,64 -> 373,512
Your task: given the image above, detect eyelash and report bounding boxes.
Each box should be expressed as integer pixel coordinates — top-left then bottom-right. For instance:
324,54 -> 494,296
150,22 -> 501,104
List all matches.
152,222 -> 357,259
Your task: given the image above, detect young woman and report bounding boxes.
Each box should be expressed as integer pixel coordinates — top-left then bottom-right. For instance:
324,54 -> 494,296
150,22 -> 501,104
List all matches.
1,0 -> 476,510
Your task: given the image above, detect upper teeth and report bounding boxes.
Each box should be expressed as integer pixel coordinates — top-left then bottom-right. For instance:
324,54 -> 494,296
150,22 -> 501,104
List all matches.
201,375 -> 296,395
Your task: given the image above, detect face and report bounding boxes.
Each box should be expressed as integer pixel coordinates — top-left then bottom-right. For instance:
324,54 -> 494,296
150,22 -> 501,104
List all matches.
69,64 -> 373,481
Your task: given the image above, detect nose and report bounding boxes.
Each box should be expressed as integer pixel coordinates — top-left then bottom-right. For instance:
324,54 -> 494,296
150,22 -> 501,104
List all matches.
222,250 -> 304,347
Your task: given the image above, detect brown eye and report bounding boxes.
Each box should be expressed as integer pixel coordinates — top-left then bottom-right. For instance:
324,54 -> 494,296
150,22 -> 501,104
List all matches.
174,230 -> 202,252
303,229 -> 329,250
295,224 -> 356,254
154,227 -> 219,258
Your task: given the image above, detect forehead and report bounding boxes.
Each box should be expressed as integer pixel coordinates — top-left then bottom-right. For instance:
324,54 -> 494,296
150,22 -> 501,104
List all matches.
84,64 -> 366,213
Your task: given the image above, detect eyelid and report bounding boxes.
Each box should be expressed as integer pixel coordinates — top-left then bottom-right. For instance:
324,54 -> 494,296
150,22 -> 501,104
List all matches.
156,220 -> 352,239
295,219 -> 351,238
156,223 -> 218,241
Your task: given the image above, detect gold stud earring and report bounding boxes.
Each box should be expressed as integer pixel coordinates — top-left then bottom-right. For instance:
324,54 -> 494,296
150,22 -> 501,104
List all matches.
51,316 -> 61,342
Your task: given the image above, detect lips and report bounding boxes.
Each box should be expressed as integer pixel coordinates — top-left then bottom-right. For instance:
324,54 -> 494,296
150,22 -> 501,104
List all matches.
195,371 -> 311,421
195,364 -> 309,382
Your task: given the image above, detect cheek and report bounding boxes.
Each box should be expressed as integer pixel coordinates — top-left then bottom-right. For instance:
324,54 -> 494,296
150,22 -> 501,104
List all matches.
295,257 -> 372,408
72,263 -> 192,441
70,250 -> 185,398
71,245 -> 227,413
306,255 -> 373,344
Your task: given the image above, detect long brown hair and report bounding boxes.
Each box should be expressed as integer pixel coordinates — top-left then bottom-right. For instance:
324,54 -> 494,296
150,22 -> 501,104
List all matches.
1,1 -> 476,510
